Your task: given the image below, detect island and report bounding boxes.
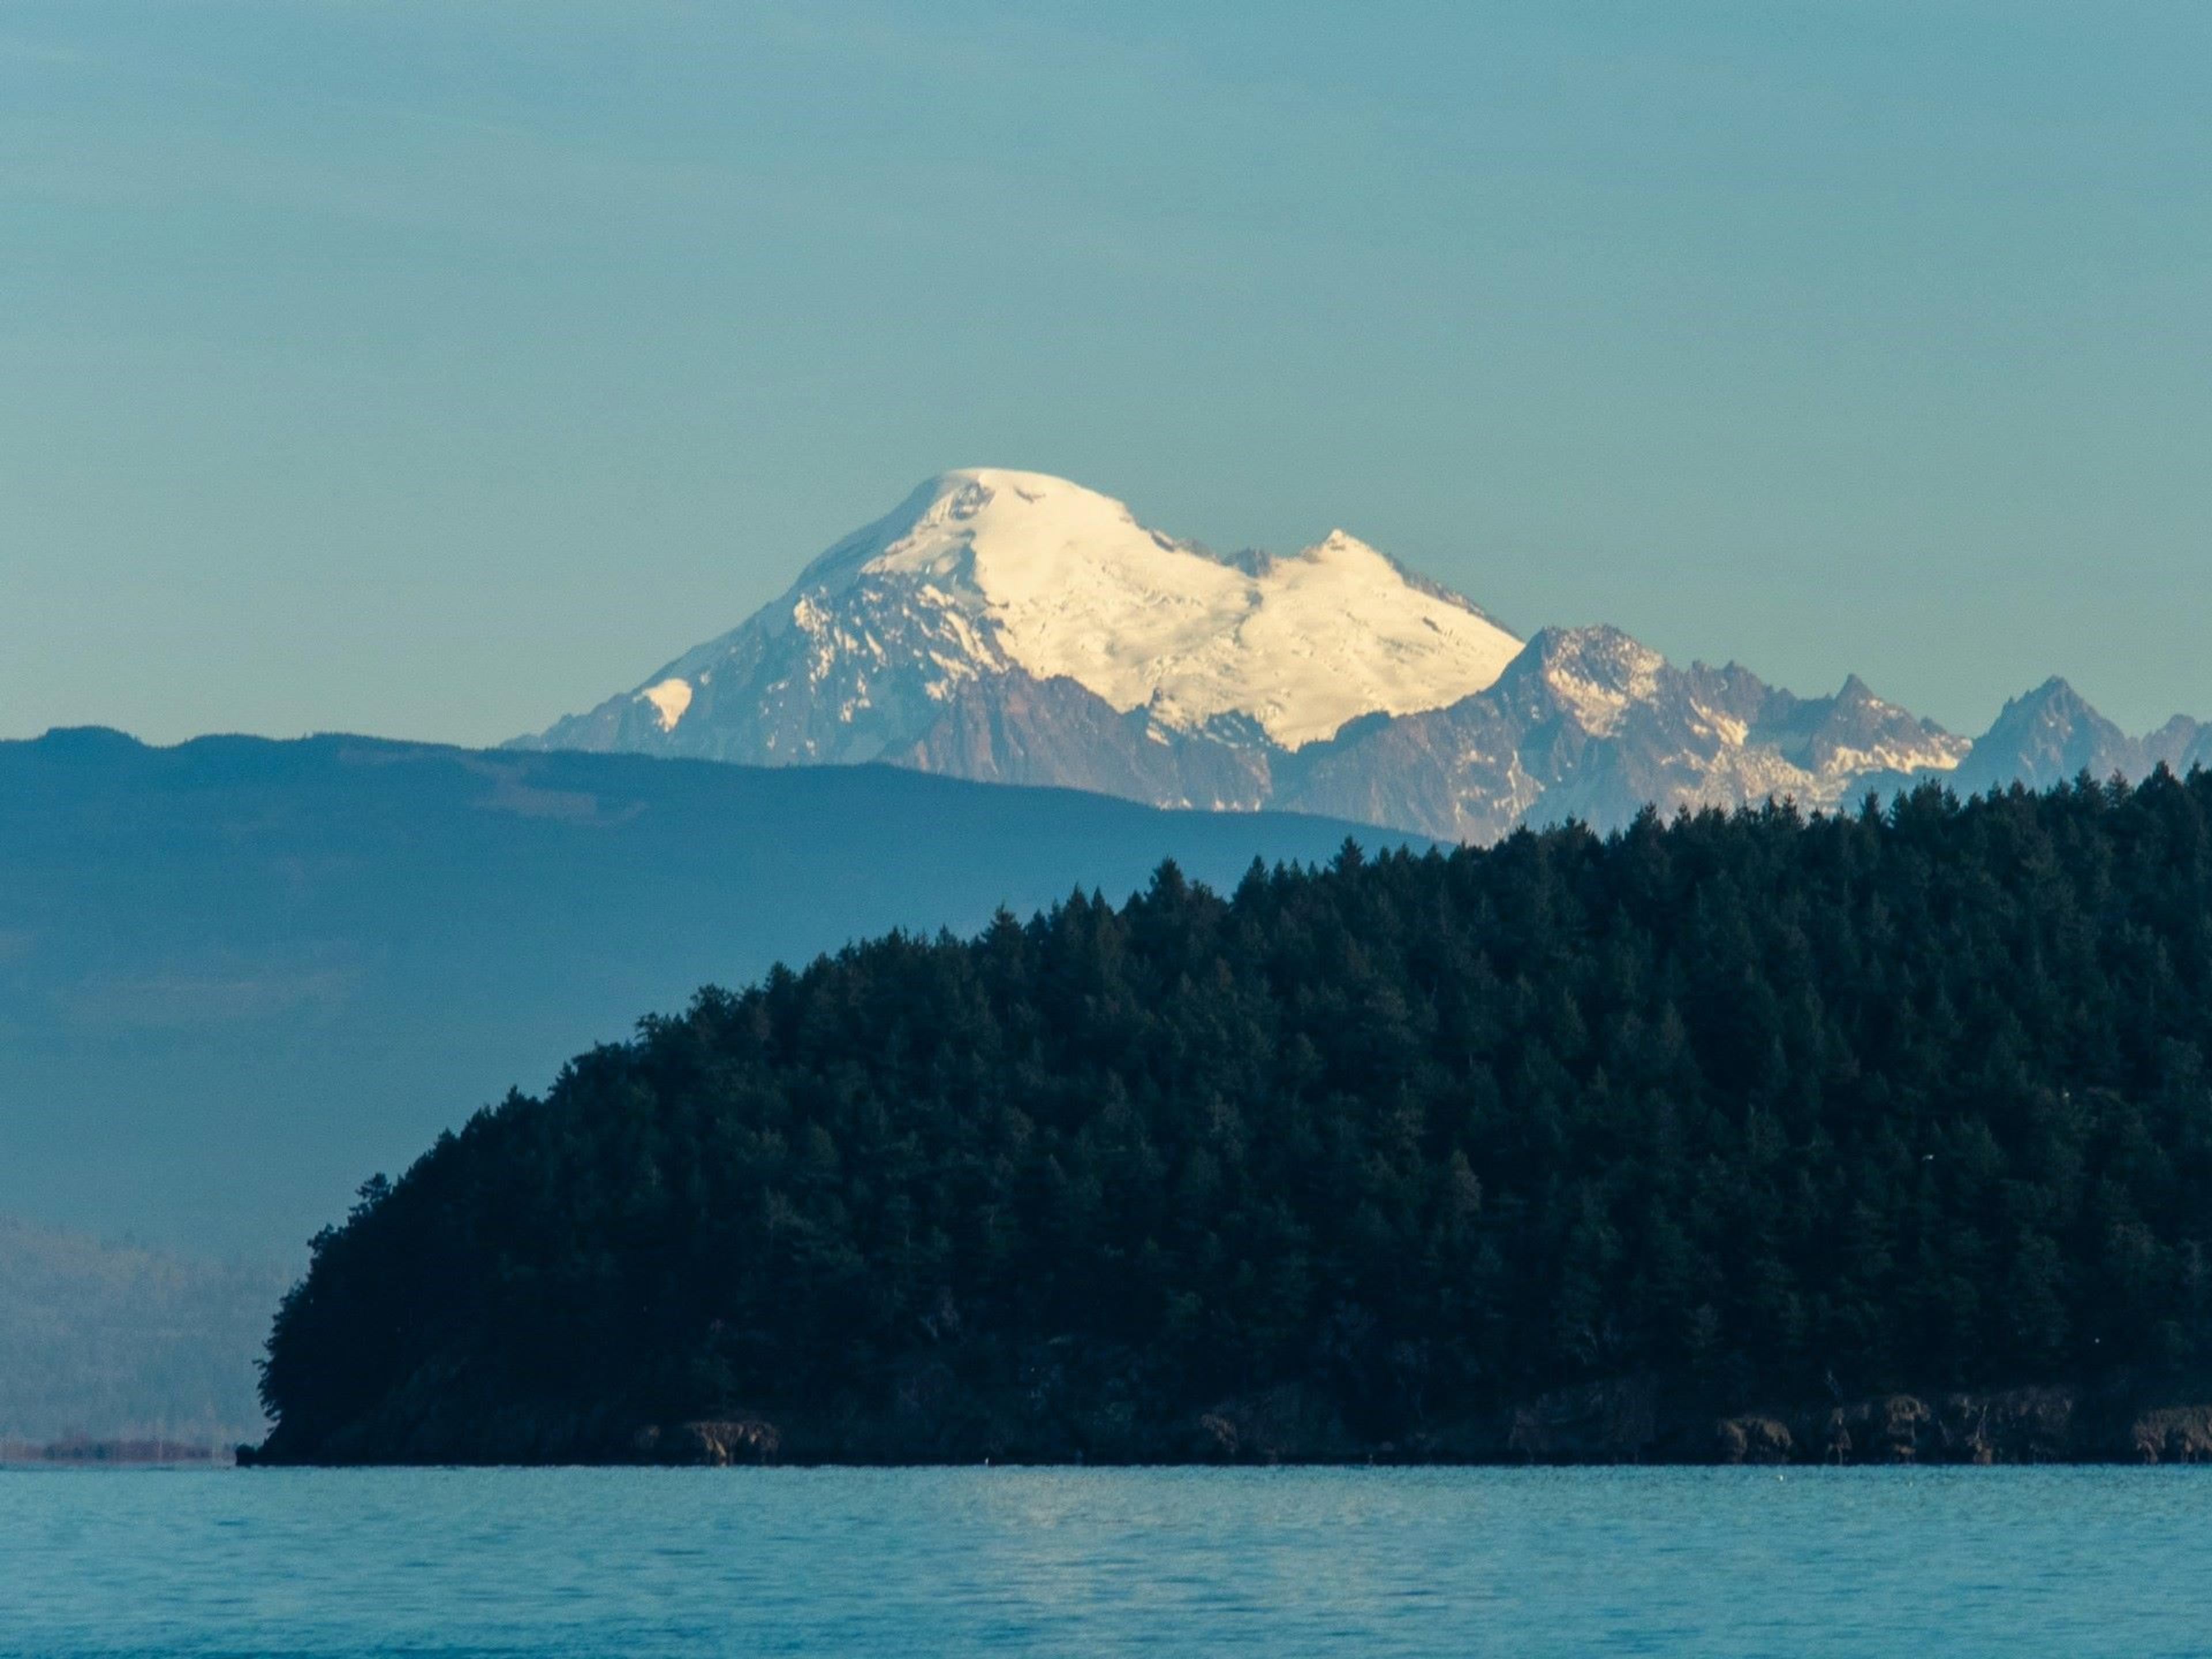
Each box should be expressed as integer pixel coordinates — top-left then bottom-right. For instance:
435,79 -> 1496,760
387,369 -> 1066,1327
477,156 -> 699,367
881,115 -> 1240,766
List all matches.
248,772 -> 2212,1465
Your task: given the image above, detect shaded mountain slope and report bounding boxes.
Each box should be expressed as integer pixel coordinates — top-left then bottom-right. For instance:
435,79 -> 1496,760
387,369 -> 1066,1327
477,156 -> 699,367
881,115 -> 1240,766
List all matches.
0,728 -> 1414,1255
522,470 -> 2205,840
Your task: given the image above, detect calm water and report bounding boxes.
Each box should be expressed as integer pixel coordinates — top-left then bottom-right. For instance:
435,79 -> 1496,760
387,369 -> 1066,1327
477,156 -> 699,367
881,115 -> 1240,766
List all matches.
2,1466 -> 2208,1657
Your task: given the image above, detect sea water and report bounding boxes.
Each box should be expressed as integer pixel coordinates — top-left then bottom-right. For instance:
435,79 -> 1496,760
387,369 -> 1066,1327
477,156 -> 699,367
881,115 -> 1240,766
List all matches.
2,1465 -> 2207,1657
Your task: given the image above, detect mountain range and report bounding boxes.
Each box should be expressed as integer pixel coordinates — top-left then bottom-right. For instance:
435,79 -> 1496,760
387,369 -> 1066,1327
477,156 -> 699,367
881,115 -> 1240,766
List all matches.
521,469 -> 2209,840
0,729 -> 1422,1441
0,728 -> 1413,1260
10,471 -> 2205,1441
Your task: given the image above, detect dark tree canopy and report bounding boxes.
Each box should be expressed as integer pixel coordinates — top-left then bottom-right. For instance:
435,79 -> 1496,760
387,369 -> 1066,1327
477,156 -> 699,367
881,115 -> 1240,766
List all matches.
257,771 -> 2212,1463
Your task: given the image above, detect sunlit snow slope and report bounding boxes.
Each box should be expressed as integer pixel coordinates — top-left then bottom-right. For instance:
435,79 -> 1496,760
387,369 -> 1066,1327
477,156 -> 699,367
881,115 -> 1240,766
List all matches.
529,469 -> 1524,764
522,469 -> 2207,842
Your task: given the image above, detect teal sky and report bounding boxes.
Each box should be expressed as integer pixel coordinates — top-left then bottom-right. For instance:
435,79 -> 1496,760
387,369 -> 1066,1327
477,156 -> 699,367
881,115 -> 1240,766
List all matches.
4,1 -> 2207,747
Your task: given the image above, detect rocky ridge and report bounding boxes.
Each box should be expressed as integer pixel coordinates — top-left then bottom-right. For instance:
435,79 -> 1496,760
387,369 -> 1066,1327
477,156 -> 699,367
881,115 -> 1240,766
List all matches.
520,471 -> 2210,840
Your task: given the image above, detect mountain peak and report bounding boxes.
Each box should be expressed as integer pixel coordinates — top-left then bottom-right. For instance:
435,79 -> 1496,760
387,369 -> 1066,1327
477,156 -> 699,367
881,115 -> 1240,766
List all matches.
1956,676 -> 2136,794
2014,675 -> 2085,709
1308,527 -> 1374,556
522,475 -> 2210,845
1995,677 -> 2112,735
793,468 -> 1143,592
537,471 -> 1525,758
1498,626 -> 1667,736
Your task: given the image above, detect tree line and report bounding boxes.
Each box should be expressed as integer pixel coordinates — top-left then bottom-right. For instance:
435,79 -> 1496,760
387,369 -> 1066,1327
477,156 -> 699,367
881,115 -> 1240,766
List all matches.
257,770 -> 2212,1461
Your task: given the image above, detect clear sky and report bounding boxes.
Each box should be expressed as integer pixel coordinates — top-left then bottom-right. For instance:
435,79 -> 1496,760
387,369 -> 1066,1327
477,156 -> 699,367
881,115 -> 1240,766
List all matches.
4,1 -> 2207,747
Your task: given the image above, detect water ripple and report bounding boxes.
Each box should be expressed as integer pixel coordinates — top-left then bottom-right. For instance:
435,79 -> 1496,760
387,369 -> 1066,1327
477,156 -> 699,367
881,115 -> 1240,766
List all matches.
1,1466 -> 2208,1657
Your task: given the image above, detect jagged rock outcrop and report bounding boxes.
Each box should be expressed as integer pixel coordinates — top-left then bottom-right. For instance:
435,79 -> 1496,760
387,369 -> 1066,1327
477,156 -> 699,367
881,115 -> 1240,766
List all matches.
1952,678 -> 2143,795
1952,679 -> 2212,797
1275,628 -> 1968,842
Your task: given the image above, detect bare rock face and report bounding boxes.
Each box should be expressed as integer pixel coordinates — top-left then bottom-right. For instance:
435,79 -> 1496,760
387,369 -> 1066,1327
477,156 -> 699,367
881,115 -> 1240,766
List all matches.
681,1419 -> 782,1465
891,668 -> 1272,812
1279,630 -> 1976,842
1714,1415 -> 1794,1464
2130,1406 -> 2212,1464
1821,1395 -> 1933,1463
1788,1385 -> 2089,1465
1950,679 -> 2139,795
632,1418 -> 782,1465
1933,1388 -> 2076,1464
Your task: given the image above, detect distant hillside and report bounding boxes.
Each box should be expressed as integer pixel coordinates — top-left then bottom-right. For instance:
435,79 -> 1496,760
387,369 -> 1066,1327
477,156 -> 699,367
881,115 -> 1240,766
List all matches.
0,729 -> 1414,1256
256,773 -> 2212,1466
0,1217 -> 284,1446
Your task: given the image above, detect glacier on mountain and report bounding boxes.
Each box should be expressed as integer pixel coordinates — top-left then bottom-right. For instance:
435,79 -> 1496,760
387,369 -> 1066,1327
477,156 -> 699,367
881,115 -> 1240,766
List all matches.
531,469 -> 1523,767
518,469 -> 2205,843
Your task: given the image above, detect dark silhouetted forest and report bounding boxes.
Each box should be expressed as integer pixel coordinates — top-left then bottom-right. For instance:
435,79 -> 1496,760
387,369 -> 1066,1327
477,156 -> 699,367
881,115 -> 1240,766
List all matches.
255,771 -> 2212,1464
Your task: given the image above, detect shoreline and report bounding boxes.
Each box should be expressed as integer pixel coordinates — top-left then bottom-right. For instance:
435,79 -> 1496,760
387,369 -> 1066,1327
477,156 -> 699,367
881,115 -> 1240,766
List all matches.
1,1438 -> 226,1466
241,1381 -> 2212,1470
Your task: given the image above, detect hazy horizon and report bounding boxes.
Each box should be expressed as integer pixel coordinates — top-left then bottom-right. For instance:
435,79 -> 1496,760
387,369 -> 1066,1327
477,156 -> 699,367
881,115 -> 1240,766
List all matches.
6,2 -> 2209,747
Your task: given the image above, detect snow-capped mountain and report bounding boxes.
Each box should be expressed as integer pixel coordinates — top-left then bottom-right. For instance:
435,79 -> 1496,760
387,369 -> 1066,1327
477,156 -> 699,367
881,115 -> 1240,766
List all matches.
1272,628 -> 1970,843
531,469 -> 1523,769
521,469 -> 2204,842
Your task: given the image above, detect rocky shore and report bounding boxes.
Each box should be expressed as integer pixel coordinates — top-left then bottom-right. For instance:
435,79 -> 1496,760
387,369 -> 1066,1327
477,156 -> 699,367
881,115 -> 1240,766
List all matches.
242,1376 -> 2212,1468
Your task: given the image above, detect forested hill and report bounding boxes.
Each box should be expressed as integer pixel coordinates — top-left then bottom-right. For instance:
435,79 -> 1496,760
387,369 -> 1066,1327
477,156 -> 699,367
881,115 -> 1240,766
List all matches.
255,771 -> 2212,1467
